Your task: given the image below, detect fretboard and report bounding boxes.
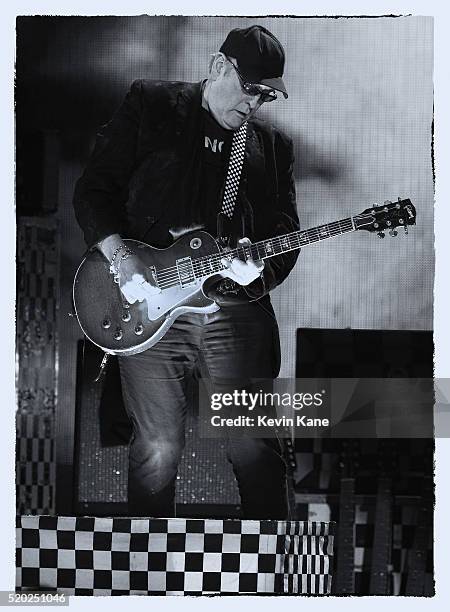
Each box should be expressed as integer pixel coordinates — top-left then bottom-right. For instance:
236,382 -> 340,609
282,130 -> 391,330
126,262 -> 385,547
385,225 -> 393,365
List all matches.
191,216 -> 356,280
251,216 -> 355,261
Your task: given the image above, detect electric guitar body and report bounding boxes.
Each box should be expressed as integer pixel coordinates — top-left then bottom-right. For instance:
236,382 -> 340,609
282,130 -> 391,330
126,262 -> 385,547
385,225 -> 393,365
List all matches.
73,231 -> 222,356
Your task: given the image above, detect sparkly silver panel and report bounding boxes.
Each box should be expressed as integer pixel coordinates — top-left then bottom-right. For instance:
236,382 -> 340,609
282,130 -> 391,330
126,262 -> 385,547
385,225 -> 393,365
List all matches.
176,406 -> 240,505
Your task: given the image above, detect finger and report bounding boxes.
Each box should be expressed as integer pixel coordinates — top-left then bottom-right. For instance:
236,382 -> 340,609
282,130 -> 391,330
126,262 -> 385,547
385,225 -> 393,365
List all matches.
122,274 -> 145,302
129,272 -> 162,296
233,260 -> 263,284
239,257 -> 264,273
229,259 -> 245,273
121,279 -> 146,303
131,273 -> 146,284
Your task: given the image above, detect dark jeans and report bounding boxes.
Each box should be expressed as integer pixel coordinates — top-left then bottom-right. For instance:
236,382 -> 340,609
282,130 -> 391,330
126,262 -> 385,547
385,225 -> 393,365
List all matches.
118,301 -> 288,519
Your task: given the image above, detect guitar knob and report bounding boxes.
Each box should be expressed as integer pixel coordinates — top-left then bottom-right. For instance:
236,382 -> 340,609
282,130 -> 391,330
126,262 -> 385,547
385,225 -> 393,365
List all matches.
134,324 -> 143,335
389,229 -> 398,237
121,311 -> 131,322
113,328 -> 123,341
377,231 -> 385,239
102,319 -> 111,329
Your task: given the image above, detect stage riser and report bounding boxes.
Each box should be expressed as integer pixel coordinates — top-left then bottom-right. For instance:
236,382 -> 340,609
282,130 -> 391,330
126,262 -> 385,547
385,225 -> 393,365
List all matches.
16,517 -> 334,596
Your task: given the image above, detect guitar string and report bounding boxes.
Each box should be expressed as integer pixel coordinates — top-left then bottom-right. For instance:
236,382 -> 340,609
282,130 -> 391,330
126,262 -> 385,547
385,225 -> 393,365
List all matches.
153,218 -> 354,282
142,209 -> 401,286
155,225 -> 356,289
153,217 -> 355,283
154,219 -> 355,288
153,219 -> 356,290
155,217 -> 354,279
165,219 -> 353,274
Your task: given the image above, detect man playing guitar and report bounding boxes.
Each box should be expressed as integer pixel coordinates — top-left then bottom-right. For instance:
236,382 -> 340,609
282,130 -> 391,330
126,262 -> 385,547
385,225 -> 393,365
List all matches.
73,25 -> 300,518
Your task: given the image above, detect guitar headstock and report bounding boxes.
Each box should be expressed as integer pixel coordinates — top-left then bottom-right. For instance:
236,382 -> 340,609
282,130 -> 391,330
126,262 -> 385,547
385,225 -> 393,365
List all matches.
354,198 -> 416,238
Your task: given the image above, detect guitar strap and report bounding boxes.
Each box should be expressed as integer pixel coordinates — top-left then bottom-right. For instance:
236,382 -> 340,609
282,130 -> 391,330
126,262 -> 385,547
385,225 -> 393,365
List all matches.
216,121 -> 248,247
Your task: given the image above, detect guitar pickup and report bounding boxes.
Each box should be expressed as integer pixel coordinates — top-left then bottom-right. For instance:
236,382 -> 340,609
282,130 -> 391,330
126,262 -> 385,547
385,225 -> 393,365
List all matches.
176,257 -> 196,287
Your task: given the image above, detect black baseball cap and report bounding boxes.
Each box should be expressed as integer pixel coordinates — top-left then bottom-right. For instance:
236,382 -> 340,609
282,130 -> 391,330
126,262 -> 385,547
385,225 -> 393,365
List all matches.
219,25 -> 288,98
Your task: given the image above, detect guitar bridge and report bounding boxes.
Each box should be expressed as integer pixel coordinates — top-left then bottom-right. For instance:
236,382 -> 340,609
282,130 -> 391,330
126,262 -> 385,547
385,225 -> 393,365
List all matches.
148,265 -> 158,286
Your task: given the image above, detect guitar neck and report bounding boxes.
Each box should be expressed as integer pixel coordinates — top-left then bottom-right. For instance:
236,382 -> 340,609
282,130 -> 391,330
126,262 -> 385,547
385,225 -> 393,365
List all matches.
369,476 -> 394,595
225,216 -> 356,265
189,216 -> 359,282
334,477 -> 356,595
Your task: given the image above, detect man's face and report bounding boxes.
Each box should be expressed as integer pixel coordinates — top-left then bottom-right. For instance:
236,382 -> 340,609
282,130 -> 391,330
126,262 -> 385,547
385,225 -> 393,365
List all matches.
207,55 -> 275,130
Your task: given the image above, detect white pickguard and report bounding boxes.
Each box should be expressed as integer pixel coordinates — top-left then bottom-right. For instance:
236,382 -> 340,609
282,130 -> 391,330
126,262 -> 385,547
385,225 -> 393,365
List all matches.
137,278 -> 205,321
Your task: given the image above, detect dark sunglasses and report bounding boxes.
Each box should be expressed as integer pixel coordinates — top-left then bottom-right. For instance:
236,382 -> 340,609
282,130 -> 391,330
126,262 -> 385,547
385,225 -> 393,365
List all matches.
226,58 -> 278,103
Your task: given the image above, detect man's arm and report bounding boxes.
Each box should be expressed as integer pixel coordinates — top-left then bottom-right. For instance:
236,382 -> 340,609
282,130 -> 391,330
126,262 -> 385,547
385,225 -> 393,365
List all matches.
97,233 -> 160,303
73,80 -> 144,248
73,81 -> 160,303
244,130 -> 300,300
97,233 -> 126,261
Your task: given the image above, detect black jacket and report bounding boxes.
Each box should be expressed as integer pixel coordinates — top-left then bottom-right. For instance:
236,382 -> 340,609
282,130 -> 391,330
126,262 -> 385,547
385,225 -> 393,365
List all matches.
73,79 -> 300,300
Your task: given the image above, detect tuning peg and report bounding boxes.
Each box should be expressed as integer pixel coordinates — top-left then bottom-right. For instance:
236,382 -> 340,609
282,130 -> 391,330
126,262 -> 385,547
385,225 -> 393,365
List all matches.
378,231 -> 385,239
389,229 -> 398,237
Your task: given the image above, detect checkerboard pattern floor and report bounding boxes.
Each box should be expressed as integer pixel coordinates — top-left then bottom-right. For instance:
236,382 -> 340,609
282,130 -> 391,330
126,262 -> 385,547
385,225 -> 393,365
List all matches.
16,516 -> 334,595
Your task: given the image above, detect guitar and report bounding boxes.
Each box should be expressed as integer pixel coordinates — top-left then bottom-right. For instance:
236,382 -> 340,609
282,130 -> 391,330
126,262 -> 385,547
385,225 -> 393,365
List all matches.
404,441 -> 434,596
333,439 -> 360,595
369,440 -> 397,595
73,198 -> 416,356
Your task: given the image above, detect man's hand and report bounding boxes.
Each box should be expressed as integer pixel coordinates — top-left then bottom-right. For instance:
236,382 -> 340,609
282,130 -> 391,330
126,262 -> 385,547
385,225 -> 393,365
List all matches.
97,234 -> 161,305
220,237 -> 264,286
118,254 -> 161,304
